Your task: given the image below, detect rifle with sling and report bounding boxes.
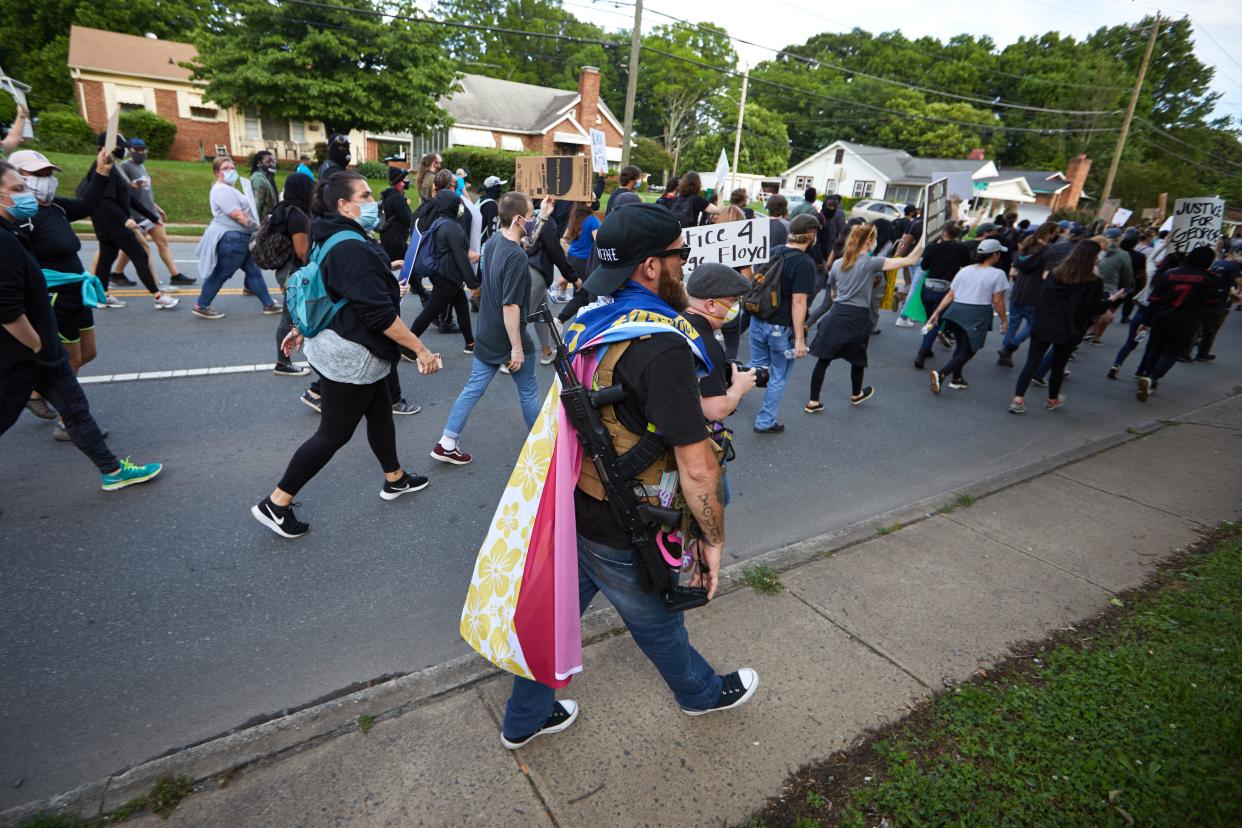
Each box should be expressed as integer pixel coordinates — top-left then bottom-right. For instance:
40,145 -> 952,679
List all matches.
528,303 -> 710,613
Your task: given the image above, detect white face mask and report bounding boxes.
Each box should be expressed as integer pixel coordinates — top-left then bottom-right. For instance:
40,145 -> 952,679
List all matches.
23,175 -> 58,204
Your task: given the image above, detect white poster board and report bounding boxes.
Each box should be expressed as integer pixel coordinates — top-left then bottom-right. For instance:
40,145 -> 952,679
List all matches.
0,74 -> 33,139
932,170 -> 975,204
712,149 -> 730,195
682,217 -> 770,273
1169,196 -> 1225,253
589,128 -> 608,175
923,177 -> 949,246
463,195 -> 482,253
1110,207 -> 1133,227
103,108 -> 121,157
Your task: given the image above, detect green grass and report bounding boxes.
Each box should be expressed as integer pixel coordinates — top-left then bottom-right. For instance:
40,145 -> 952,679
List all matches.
19,775 -> 194,827
357,714 -> 375,734
940,494 -> 977,514
741,563 -> 783,595
876,522 -> 901,536
756,529 -> 1242,827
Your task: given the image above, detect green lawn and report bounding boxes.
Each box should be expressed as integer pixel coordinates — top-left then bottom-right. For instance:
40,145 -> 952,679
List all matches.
752,526 -> 1242,827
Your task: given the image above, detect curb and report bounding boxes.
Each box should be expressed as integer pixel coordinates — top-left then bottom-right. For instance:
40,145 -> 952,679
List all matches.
7,392 -> 1236,825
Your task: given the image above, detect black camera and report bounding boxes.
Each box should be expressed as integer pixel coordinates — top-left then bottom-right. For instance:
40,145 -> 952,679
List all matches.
729,361 -> 769,388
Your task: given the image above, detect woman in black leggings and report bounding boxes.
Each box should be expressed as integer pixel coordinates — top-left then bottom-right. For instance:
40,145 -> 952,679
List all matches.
86,134 -> 178,310
1010,240 -> 1118,414
252,172 -> 442,539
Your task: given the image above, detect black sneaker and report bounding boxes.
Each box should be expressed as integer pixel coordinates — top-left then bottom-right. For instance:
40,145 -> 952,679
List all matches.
914,354 -> 926,370
273,363 -> 310,377
1195,354 -> 1216,362
850,386 -> 875,405
996,348 -> 1013,368
300,389 -> 322,413
391,399 -> 422,415
1030,376 -> 1048,388
1107,365 -> 1119,380
109,273 -> 137,287
681,669 -> 759,716
501,700 -> 579,749
381,472 -> 430,501
753,423 -> 785,434
463,343 -> 475,355
947,377 -> 969,390
250,497 -> 309,539
170,273 -> 197,286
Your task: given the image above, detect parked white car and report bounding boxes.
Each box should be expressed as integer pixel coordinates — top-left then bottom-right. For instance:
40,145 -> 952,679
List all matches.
850,199 -> 905,223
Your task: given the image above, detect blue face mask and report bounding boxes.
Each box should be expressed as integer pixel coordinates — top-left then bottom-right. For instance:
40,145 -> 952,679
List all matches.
355,201 -> 380,231
3,191 -> 39,220
523,217 -> 537,236
223,169 -> 239,185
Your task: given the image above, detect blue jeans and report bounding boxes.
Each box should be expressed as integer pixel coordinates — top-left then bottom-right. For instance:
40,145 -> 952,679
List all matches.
1002,303 -> 1037,351
196,231 -> 275,309
502,534 -> 722,738
748,318 -> 794,430
1113,307 -> 1148,367
443,356 -> 540,439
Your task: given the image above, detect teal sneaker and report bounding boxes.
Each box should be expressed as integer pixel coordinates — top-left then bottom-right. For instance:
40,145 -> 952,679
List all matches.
101,458 -> 163,491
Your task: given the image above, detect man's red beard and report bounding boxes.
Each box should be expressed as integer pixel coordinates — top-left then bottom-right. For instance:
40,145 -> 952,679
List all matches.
657,259 -> 689,311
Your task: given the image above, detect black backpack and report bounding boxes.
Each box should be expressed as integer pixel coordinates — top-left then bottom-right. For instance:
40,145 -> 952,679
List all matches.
670,196 -> 698,229
251,205 -> 298,270
743,251 -> 789,321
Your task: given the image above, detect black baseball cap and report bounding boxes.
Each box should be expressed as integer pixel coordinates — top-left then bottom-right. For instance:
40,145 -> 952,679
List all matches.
584,203 -> 684,295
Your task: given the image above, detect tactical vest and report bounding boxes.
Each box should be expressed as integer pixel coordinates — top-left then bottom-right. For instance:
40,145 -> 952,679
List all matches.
576,338 -> 677,504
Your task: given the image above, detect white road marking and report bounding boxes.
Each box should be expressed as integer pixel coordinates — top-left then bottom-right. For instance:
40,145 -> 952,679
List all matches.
78,362 -> 309,384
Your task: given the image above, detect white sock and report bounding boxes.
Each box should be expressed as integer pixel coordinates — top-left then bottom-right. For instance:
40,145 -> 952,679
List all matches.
440,434 -> 457,451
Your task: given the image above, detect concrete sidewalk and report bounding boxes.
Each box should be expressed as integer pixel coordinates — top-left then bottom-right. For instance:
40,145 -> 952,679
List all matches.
28,395 -> 1242,828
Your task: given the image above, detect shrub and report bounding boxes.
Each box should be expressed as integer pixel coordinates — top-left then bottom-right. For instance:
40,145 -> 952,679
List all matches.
1050,207 -> 1096,226
354,160 -> 389,180
31,110 -> 95,154
119,109 -> 178,159
440,146 -> 538,189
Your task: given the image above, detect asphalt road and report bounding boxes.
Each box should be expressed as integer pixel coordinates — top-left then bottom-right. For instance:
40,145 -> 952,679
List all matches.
3,241 -> 1240,809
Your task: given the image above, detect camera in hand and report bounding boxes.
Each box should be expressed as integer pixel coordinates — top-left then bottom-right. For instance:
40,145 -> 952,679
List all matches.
729,361 -> 769,388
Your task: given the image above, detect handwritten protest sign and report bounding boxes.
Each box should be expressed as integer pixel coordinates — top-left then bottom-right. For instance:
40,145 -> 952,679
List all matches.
103,108 -> 121,157
589,129 -> 608,175
515,155 -> 593,202
1169,196 -> 1225,253
239,176 -> 259,224
1110,207 -> 1133,227
713,149 -> 729,195
923,177 -> 949,246
0,73 -> 33,138
682,218 -> 770,273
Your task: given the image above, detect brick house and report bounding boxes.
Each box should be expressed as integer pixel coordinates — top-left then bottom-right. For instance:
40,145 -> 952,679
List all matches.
67,25 -> 329,162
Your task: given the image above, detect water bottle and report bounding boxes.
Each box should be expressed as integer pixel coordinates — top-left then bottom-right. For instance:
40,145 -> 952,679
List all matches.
783,348 -> 798,359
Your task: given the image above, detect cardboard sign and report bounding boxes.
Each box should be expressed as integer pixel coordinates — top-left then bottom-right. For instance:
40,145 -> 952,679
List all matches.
239,176 -> 260,224
103,108 -> 121,157
1110,207 -> 1133,227
931,171 -> 974,204
1098,198 -> 1121,225
1169,196 -> 1225,253
514,155 -> 594,202
682,218 -> 770,273
463,194 -> 482,253
923,177 -> 949,246
589,129 -> 608,175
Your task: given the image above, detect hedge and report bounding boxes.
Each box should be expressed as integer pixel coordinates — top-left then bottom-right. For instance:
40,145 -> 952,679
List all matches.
119,109 -> 178,159
30,110 -> 96,154
354,161 -> 389,180
440,147 -> 538,188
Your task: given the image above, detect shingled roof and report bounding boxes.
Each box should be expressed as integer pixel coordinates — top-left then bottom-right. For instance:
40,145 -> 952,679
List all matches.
441,73 -> 620,134
67,26 -> 199,83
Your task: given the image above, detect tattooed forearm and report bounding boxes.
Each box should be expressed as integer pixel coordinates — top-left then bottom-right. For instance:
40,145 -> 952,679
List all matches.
696,491 -> 724,546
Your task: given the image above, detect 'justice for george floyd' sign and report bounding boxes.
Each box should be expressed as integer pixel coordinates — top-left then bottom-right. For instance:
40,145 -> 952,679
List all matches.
1169,196 -> 1224,253
682,218 -> 770,273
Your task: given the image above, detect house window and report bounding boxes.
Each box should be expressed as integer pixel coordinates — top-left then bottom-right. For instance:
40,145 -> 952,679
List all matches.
290,122 -> 306,144
244,108 -> 261,140
852,180 -> 875,198
794,175 -> 815,190
834,148 -> 844,164
823,179 -> 837,195
119,103 -> 145,112
261,112 -> 290,142
190,105 -> 218,119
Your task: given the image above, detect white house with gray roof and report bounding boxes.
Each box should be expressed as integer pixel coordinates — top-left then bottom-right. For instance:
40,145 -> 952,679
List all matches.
780,140 -> 997,205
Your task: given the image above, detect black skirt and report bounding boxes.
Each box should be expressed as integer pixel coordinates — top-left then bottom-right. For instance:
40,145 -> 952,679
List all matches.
810,303 -> 870,366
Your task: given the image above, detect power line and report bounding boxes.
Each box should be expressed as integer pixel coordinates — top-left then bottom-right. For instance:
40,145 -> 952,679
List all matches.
598,0 -> 1127,116
1131,130 -> 1242,184
1132,117 -> 1242,173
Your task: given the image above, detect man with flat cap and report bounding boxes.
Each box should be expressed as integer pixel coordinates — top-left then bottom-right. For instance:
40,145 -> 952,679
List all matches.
499,204 -> 759,750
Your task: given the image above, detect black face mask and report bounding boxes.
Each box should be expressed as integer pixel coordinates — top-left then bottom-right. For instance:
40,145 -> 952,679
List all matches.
112,147 -> 127,160
328,144 -> 350,166
131,152 -> 148,164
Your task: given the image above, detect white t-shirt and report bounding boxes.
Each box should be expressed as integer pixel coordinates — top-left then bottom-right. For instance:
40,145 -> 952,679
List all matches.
950,264 -> 1009,305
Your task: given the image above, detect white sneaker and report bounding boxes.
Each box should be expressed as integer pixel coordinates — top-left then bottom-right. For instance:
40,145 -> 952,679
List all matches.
153,294 -> 180,310
539,352 -> 556,365
894,317 -> 915,328
159,283 -> 180,294
103,295 -> 128,309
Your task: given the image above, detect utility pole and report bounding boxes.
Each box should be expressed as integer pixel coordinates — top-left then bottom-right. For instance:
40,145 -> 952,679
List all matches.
1100,14 -> 1161,204
730,66 -> 749,195
620,0 -> 643,167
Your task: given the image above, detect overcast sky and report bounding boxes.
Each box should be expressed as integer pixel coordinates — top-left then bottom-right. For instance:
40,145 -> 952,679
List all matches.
562,0 -> 1242,122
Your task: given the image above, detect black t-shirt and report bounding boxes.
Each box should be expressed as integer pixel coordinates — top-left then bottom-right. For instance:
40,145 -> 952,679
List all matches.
767,245 -> 816,327
684,311 -> 728,400
575,332 -> 709,549
1010,246 -> 1047,306
920,240 -> 971,281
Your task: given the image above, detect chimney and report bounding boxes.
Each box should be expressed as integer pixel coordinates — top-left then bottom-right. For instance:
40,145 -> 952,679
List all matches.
967,148 -> 985,161
577,66 -> 601,134
1060,153 -> 1092,211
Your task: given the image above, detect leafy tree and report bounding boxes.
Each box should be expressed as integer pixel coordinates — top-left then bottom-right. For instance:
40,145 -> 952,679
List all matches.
119,109 -> 178,158
629,136 -> 674,179
875,90 -> 998,159
190,0 -> 458,136
679,102 -> 790,175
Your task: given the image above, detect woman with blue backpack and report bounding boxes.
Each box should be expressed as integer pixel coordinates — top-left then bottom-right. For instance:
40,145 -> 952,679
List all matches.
252,171 -> 441,539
